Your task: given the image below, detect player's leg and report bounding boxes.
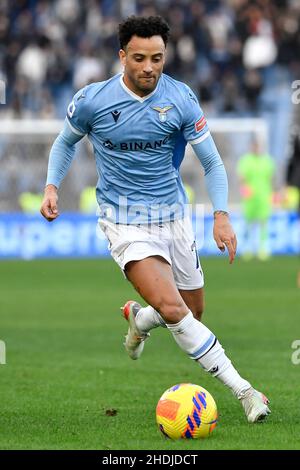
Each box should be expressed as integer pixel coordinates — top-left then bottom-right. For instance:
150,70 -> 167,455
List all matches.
171,217 -> 205,321
133,287 -> 204,330
178,288 -> 204,321
122,255 -> 189,359
99,219 -> 270,422
242,203 -> 256,260
126,254 -> 242,388
169,218 -> 270,422
257,219 -> 269,260
134,222 -> 205,324
125,255 -> 189,324
125,255 -> 270,422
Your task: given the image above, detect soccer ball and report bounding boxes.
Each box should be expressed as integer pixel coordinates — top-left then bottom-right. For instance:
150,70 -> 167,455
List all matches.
156,383 -> 218,439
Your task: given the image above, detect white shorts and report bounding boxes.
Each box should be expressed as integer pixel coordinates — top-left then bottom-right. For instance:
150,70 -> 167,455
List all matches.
98,217 -> 204,290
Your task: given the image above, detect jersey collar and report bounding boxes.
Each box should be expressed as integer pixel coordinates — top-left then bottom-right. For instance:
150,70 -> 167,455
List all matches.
119,74 -> 160,103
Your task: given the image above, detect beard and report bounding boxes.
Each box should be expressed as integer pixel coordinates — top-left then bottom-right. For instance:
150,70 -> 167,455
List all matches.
137,76 -> 158,93
128,72 -> 160,95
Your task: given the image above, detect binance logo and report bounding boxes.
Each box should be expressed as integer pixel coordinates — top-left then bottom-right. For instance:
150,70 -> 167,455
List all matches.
103,140 -> 115,150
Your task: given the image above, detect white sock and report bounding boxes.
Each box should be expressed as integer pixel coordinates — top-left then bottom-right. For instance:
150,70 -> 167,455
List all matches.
166,311 -> 251,398
135,306 -> 166,333
198,339 -> 251,397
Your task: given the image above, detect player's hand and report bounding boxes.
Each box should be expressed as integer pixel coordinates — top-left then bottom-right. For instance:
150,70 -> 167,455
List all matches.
40,184 -> 59,222
213,211 -> 237,264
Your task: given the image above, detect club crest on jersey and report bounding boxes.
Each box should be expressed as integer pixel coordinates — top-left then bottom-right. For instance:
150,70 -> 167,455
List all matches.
152,105 -> 173,122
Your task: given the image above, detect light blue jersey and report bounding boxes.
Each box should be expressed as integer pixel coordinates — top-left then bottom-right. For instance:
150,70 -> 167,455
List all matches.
47,73 -> 228,223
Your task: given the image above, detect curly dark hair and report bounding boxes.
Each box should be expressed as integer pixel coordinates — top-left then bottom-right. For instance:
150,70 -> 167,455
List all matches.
118,16 -> 170,49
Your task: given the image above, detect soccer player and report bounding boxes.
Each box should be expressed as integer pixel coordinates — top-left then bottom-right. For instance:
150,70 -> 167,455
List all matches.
238,139 -> 274,260
40,16 -> 270,423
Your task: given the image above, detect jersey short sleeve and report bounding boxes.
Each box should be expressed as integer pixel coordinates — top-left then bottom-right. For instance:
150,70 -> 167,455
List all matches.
66,86 -> 92,135
181,86 -> 210,144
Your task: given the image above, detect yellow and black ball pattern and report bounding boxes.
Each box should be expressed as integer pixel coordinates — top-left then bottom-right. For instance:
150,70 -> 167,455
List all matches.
156,383 -> 218,439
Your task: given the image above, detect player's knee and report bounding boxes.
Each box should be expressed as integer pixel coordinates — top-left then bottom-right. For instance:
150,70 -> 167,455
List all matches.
157,299 -> 187,324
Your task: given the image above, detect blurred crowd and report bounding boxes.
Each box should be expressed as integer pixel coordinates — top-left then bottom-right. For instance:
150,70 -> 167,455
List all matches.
0,0 -> 300,119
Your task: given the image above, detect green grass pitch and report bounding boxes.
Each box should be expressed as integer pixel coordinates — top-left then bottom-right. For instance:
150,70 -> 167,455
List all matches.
0,256 -> 299,450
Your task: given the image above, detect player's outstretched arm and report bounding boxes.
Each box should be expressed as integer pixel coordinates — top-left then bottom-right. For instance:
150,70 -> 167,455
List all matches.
191,135 -> 237,263
40,118 -> 85,222
40,184 -> 59,222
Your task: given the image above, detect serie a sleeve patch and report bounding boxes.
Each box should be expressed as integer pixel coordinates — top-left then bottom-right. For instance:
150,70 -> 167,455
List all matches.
195,116 -> 207,133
